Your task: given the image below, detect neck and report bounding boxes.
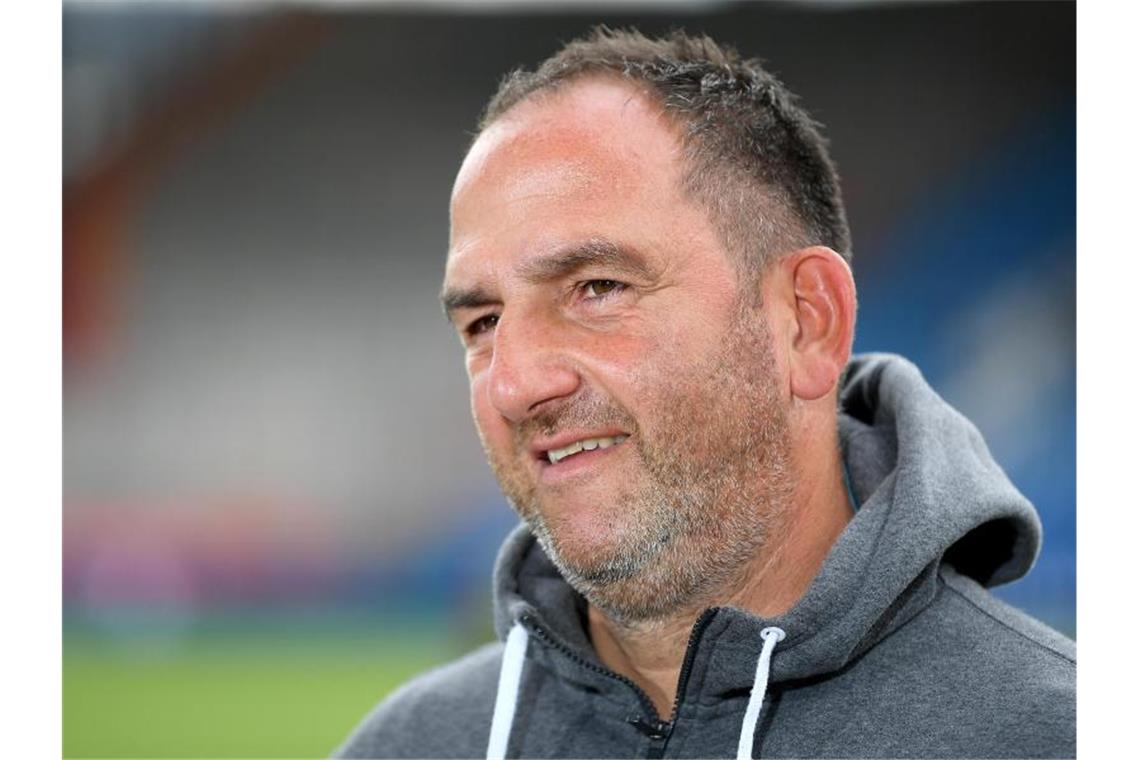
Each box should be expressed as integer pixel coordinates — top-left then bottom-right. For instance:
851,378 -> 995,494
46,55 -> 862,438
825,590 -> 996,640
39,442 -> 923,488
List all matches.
586,435 -> 851,719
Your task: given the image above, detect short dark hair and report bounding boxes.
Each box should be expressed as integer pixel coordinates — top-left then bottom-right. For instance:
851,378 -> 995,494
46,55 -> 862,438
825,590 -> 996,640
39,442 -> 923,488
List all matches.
480,27 -> 852,274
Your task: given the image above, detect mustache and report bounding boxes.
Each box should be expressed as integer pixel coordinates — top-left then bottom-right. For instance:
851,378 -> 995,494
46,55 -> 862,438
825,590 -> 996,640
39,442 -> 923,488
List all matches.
514,390 -> 639,446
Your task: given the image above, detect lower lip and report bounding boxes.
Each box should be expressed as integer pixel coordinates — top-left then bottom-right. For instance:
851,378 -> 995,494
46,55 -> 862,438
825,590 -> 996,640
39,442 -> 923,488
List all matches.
538,441 -> 629,483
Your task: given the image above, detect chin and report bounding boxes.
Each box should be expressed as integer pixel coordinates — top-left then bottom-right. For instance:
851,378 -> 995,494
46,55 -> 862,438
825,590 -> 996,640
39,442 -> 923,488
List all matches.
532,499 -> 772,626
539,512 -> 637,572
550,538 -> 708,627
530,509 -> 693,617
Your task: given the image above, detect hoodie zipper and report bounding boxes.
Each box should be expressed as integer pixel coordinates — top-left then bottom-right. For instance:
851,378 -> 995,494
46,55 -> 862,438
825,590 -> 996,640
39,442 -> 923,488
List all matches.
648,607 -> 719,758
519,614 -> 661,720
520,608 -> 719,759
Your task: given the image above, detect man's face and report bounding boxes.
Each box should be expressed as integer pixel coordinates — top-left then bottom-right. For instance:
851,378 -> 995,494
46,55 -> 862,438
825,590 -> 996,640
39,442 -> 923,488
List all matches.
443,80 -> 794,625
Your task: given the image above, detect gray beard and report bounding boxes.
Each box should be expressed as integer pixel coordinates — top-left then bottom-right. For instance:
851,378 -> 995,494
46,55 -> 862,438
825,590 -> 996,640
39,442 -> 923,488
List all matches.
524,433 -> 791,627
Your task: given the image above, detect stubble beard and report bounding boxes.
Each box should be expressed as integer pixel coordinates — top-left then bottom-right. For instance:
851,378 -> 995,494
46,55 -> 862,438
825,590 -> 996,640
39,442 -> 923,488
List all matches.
483,305 -> 794,629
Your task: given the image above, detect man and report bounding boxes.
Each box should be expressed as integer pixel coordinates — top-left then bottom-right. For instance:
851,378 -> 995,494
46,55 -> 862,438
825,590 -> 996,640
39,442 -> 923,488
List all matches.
337,28 -> 1075,759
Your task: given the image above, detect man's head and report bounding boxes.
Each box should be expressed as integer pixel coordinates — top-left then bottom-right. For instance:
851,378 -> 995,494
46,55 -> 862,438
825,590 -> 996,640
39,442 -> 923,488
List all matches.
442,29 -> 856,627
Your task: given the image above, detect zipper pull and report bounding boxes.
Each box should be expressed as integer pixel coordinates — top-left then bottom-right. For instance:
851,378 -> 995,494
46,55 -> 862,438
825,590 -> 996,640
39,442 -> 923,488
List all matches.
626,715 -> 670,741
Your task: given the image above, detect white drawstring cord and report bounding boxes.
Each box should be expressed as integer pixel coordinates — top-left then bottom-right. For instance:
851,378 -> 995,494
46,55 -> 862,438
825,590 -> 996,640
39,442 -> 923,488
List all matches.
487,623 -> 529,760
736,626 -> 786,760
490,621 -> 780,759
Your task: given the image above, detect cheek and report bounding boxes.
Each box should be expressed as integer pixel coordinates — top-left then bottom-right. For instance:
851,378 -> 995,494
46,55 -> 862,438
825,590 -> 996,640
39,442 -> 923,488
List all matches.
468,374 -> 491,428
468,374 -> 509,449
576,319 -> 670,384
605,323 -> 704,398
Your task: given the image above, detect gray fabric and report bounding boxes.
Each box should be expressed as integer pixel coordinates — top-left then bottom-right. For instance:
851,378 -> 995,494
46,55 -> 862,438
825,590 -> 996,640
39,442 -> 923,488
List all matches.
334,353 -> 1075,759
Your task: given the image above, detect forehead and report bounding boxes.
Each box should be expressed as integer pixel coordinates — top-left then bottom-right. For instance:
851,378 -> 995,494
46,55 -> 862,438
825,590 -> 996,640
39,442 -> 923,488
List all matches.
453,78 -> 684,205
446,79 -> 708,284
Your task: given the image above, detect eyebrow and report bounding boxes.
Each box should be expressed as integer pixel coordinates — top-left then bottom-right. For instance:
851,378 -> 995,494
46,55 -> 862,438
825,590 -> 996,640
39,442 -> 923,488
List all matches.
439,285 -> 498,322
516,239 -> 657,284
440,239 -> 657,323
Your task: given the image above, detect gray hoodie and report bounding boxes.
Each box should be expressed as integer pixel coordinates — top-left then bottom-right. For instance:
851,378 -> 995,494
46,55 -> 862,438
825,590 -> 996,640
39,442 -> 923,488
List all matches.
335,354 -> 1075,759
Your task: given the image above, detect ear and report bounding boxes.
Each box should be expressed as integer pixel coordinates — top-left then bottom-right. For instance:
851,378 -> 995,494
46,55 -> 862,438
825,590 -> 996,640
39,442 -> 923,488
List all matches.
775,247 -> 857,402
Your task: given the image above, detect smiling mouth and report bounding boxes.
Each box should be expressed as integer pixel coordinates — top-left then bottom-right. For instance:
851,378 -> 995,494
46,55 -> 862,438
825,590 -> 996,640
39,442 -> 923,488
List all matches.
544,435 -> 630,464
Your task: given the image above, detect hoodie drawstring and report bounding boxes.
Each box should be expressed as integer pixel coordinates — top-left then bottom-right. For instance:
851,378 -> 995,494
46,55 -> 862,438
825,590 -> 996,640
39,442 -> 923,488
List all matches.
736,626 -> 786,760
487,623 -> 529,760
488,622 -> 782,760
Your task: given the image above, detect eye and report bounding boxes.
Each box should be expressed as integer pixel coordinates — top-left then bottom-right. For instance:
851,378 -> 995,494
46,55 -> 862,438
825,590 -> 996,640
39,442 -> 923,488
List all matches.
581,280 -> 626,299
465,313 -> 499,338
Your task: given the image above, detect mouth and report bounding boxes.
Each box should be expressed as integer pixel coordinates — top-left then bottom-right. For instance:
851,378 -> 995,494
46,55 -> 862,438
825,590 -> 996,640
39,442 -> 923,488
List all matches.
529,431 -> 633,481
542,434 -> 630,465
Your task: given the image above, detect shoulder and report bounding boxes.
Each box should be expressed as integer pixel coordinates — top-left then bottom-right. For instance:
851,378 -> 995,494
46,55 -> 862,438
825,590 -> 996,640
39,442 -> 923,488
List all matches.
333,641 -> 504,759
936,565 -> 1075,666
881,566 -> 1075,756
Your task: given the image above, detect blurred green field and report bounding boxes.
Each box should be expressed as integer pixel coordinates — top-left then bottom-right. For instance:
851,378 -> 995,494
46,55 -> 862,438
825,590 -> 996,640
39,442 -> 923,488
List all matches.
64,628 -> 469,758
64,610 -> 1073,758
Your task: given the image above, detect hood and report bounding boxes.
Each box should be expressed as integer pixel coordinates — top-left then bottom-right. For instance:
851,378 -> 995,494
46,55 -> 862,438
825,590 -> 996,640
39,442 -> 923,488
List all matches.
491,352 -> 1042,684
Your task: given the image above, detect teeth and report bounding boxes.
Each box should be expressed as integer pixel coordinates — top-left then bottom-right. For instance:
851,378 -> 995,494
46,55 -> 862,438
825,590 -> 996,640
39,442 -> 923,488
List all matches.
549,441 -> 583,463
547,435 -> 629,464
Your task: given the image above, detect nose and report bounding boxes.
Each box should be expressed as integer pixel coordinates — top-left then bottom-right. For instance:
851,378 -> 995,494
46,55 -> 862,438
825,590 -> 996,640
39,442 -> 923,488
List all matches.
486,313 -> 581,423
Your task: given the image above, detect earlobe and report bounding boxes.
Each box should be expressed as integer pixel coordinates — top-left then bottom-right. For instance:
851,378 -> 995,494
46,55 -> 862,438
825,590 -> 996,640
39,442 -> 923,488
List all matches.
783,247 -> 857,402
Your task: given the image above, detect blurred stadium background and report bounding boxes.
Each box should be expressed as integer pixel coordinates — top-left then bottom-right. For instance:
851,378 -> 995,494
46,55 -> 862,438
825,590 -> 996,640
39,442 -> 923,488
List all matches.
63,1 -> 1074,756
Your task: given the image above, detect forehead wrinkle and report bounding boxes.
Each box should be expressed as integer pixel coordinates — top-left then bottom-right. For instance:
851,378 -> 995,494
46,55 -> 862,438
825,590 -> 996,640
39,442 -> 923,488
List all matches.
497,157 -> 599,206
